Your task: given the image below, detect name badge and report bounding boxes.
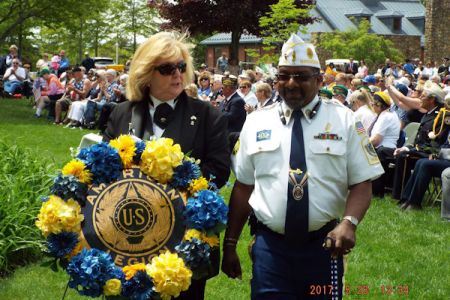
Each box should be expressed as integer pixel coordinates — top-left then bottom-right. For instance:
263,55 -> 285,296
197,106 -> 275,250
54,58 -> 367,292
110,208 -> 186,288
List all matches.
256,130 -> 271,142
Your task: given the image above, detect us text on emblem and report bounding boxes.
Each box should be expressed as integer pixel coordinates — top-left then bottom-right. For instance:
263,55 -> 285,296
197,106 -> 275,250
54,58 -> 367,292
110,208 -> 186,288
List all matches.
81,167 -> 186,267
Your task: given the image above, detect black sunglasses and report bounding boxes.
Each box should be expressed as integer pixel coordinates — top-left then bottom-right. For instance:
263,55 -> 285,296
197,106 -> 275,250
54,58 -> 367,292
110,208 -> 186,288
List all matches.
200,78 -> 209,81
155,61 -> 187,76
276,72 -> 320,82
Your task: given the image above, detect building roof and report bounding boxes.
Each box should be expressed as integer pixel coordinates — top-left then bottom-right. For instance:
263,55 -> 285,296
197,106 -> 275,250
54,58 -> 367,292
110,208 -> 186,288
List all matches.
298,0 -> 425,45
199,33 -> 262,45
200,0 -> 425,46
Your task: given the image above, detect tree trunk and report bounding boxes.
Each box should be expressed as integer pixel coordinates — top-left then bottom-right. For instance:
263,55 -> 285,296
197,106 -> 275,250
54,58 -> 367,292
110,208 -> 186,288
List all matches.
78,17 -> 84,64
230,30 -> 242,63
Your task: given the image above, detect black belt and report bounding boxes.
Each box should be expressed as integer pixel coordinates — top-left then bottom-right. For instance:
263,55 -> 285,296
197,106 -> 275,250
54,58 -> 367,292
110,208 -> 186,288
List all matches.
256,219 -> 338,242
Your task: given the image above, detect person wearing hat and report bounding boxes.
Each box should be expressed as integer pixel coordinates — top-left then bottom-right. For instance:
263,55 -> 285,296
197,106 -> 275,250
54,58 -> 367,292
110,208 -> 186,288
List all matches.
222,33 -> 384,299
392,83 -> 449,200
318,87 -> 333,99
219,74 -> 246,150
81,51 -> 95,72
54,66 -> 91,124
332,84 -> 349,107
367,92 -> 401,197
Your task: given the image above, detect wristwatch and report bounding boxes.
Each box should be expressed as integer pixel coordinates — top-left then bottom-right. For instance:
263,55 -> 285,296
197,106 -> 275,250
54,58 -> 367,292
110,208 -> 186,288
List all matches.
342,216 -> 359,227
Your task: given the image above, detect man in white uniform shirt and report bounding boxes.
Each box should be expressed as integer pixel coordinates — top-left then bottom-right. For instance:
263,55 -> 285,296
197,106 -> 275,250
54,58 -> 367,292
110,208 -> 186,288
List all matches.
222,33 -> 384,299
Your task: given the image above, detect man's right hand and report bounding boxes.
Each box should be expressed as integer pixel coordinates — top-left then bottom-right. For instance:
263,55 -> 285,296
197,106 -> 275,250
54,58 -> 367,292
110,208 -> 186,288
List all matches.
221,246 -> 242,279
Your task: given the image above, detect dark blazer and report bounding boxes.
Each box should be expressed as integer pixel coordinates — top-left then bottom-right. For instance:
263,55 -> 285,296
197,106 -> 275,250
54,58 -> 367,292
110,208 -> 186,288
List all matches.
104,91 -> 231,188
219,91 -> 246,134
345,62 -> 358,74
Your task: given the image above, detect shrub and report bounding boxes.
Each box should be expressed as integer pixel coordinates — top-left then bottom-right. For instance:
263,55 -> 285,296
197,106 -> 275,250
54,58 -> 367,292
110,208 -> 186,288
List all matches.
0,141 -> 55,275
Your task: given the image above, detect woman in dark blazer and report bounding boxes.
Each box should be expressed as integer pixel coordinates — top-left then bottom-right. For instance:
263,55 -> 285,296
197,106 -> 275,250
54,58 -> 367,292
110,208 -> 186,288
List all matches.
103,31 -> 230,300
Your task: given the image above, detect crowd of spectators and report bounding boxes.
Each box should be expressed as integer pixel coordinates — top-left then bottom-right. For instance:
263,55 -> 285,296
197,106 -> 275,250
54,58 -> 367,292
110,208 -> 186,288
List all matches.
1,43 -> 449,219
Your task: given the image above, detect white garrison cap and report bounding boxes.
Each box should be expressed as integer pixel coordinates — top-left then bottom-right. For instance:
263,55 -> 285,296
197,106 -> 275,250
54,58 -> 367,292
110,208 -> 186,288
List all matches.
279,33 -> 320,69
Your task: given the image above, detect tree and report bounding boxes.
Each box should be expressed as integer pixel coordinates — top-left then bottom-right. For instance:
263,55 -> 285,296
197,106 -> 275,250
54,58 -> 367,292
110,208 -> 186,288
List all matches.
317,19 -> 404,69
149,0 -> 315,62
255,0 -> 315,64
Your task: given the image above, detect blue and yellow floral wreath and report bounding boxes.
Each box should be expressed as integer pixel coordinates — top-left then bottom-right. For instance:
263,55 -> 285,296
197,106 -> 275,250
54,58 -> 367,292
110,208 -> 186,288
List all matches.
36,135 -> 228,299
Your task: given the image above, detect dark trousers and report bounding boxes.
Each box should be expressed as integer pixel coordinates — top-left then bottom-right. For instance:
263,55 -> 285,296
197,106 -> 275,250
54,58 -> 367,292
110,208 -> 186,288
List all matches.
392,151 -> 428,200
400,158 -> 450,206
176,279 -> 206,300
84,101 -> 104,125
97,102 -> 117,132
372,146 -> 395,197
251,229 -> 343,300
48,94 -> 64,119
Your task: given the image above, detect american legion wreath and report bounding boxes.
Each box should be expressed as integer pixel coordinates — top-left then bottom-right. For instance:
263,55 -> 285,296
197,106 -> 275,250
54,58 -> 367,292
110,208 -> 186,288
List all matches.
36,135 -> 228,299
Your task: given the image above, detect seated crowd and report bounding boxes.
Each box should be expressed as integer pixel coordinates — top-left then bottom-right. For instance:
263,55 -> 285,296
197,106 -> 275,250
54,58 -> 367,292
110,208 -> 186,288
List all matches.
2,44 -> 450,219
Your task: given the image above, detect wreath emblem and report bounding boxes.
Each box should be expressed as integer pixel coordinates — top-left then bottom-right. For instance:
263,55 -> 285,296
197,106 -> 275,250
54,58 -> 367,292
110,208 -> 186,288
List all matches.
36,136 -> 228,299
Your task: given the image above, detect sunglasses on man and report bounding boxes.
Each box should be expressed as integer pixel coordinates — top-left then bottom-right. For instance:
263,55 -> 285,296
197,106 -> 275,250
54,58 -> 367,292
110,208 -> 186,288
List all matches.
155,61 -> 187,76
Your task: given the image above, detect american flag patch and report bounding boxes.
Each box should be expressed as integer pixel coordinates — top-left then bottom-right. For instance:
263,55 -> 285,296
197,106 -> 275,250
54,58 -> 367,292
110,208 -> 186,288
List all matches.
355,121 -> 366,135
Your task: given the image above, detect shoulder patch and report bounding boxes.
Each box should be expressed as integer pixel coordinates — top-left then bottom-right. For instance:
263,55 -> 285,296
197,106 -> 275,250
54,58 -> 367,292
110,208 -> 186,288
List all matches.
361,137 -> 380,165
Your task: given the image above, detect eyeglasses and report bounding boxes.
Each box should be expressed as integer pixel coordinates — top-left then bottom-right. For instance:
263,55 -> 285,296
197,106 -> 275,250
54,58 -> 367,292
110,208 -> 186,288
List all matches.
276,72 -> 320,82
200,78 -> 209,81
155,61 -> 187,76
239,86 -> 249,89
12,62 -> 19,65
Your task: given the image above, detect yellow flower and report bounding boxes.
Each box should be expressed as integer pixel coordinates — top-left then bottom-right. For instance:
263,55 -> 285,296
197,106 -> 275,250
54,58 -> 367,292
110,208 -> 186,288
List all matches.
146,251 -> 192,298
36,196 -> 84,237
184,229 -> 219,247
200,234 -> 219,247
184,229 -> 202,241
62,159 -> 92,184
188,177 -> 208,194
122,263 -> 147,280
140,138 -> 183,183
103,278 -> 122,296
110,135 -> 137,168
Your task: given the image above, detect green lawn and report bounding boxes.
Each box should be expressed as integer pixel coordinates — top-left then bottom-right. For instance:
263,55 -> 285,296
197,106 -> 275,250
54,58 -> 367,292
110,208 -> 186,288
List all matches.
0,98 -> 449,299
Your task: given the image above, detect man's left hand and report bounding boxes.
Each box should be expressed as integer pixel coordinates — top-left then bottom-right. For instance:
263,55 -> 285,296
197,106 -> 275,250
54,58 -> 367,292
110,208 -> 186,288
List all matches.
325,220 -> 356,258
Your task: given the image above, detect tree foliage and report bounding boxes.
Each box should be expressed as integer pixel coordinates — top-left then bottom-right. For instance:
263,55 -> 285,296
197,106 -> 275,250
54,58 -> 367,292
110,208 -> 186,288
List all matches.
254,0 -> 315,64
149,0 -> 315,62
0,0 -> 158,67
318,19 -> 404,68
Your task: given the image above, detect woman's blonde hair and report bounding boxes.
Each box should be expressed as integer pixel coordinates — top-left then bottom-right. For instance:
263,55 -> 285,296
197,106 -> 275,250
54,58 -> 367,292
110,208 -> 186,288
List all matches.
350,88 -> 374,111
126,31 -> 194,101
197,71 -> 211,86
184,83 -> 198,99
255,82 -> 272,99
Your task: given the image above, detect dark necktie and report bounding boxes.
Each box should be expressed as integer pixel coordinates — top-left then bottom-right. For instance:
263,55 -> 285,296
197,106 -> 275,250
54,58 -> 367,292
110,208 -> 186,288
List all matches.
153,103 -> 173,129
367,114 -> 380,137
285,110 -> 309,246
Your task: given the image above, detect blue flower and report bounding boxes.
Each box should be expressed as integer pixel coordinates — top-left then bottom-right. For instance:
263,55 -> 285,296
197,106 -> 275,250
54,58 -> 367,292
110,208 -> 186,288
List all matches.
171,160 -> 201,189
50,174 -> 87,204
77,142 -> 123,184
67,248 -> 122,298
121,271 -> 157,300
175,238 -> 210,271
184,190 -> 228,234
133,140 -> 146,164
47,232 -> 79,258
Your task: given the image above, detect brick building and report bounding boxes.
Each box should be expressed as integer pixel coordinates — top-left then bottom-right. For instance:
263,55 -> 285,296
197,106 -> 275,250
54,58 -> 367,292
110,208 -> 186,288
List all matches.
425,0 -> 450,64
